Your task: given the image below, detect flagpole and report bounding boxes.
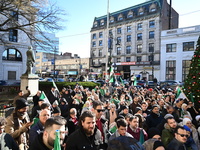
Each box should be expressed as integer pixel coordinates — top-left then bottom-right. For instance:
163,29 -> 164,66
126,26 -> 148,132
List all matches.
105,0 -> 109,82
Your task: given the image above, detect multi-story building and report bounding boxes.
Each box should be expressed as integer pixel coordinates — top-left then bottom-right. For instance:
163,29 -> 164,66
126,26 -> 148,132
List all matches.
90,0 -> 178,80
35,52 -> 89,77
0,11 -> 32,82
160,25 -> 200,82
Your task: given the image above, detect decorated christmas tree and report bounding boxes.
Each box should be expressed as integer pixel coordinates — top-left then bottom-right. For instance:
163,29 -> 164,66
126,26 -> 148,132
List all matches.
183,36 -> 200,107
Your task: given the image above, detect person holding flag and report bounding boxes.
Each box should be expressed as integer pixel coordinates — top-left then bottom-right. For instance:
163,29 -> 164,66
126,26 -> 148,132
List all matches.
47,86 -> 60,104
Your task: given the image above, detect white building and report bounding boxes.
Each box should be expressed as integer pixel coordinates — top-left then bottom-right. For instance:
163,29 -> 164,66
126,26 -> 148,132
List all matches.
0,11 -> 32,82
160,25 -> 200,82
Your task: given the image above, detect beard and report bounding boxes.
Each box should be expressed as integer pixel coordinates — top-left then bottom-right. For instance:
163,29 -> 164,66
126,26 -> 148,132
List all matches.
47,135 -> 55,148
83,127 -> 94,136
17,111 -> 26,119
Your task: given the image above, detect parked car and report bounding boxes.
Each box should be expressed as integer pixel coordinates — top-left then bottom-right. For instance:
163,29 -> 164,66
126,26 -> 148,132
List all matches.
94,80 -> 105,86
147,81 -> 155,88
137,80 -> 146,87
45,78 -> 53,82
56,78 -> 65,82
0,80 -> 7,85
39,78 -> 45,82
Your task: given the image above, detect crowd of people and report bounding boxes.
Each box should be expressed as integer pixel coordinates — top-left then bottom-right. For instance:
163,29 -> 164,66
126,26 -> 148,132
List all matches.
1,81 -> 200,150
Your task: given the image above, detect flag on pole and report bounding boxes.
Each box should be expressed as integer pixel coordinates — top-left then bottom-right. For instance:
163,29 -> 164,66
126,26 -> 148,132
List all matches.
52,79 -> 60,98
109,66 -> 114,83
54,130 -> 61,150
39,91 -> 51,104
139,129 -> 145,144
120,76 -> 124,86
176,86 -> 187,100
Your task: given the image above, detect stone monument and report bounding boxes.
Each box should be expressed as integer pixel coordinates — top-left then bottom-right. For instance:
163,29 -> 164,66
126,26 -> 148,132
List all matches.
20,46 -> 39,96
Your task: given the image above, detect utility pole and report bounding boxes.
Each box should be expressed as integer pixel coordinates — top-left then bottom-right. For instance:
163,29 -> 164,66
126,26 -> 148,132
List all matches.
105,0 -> 109,82
151,50 -> 154,80
53,46 -> 56,80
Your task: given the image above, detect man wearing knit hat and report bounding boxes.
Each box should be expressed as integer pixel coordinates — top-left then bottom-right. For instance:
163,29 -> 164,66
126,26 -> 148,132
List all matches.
5,98 -> 32,150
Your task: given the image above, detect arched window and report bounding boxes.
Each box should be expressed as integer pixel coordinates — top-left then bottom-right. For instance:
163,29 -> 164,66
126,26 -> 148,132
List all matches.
138,8 -> 144,15
2,48 -> 22,61
149,4 -> 157,12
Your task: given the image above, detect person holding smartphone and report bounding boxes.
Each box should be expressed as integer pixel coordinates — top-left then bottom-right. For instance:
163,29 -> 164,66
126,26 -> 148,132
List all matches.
5,98 -> 33,150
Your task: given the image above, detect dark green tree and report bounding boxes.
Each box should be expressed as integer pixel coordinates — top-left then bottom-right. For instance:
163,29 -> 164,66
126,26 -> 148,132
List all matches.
184,36 -> 200,107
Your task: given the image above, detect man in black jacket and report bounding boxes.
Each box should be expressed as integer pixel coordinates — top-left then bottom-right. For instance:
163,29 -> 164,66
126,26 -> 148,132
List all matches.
66,111 -> 103,150
29,116 -> 66,150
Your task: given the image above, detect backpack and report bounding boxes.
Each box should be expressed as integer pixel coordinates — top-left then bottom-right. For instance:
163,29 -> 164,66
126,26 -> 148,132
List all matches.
107,136 -> 145,150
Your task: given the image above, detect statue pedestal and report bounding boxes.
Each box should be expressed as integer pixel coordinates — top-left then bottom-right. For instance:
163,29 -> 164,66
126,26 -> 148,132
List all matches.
20,74 -> 39,96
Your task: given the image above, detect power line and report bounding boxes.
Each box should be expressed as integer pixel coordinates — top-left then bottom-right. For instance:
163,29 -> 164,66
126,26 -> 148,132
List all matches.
57,9 -> 200,39
180,10 -> 200,16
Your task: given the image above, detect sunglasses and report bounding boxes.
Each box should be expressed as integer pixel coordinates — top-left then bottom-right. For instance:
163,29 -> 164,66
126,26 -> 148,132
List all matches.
96,109 -> 105,113
177,133 -> 189,138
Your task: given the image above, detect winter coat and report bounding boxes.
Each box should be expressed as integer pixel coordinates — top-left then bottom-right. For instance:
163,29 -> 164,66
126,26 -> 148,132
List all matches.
0,133 -> 19,150
29,121 -> 44,146
146,112 -> 164,130
66,127 -> 103,150
5,112 -> 30,150
29,133 -> 50,150
161,123 -> 175,148
167,138 -> 187,150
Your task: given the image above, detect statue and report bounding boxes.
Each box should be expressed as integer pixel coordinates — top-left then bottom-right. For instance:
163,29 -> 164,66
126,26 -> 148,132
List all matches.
24,46 -> 35,75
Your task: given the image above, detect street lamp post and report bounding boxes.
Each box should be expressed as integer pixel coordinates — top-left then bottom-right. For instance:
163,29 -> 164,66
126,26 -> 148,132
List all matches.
151,51 -> 154,80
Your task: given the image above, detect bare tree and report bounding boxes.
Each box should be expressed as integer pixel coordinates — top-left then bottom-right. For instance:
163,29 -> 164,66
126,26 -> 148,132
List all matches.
0,0 -> 66,51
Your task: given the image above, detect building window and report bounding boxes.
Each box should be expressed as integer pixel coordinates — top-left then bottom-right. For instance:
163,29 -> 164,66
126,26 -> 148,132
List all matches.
126,46 -> 131,54
8,71 -> 16,80
117,37 -> 121,45
138,11 -> 144,15
127,26 -> 131,32
9,29 -> 18,42
137,56 -> 142,62
137,23 -> 142,30
109,30 -> 112,35
149,20 -> 155,28
117,28 -> 121,34
11,11 -> 18,21
117,58 -> 121,62
182,60 -> 190,81
99,49 -> 102,57
117,47 -> 121,55
127,14 -> 133,18
99,40 -> 103,46
100,20 -> 104,26
166,43 -> 176,52
183,42 -> 194,51
92,41 -> 96,47
148,55 -> 154,62
99,32 -> 103,38
118,17 -> 123,21
150,8 -> 156,12
94,24 -> 97,27
92,33 -> 96,39
127,35 -> 131,42
137,33 -> 142,40
126,57 -> 131,62
137,44 -> 142,53
149,43 -> 154,52
166,60 -> 176,80
110,19 -> 114,23
149,31 -> 155,39
2,49 -> 22,61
